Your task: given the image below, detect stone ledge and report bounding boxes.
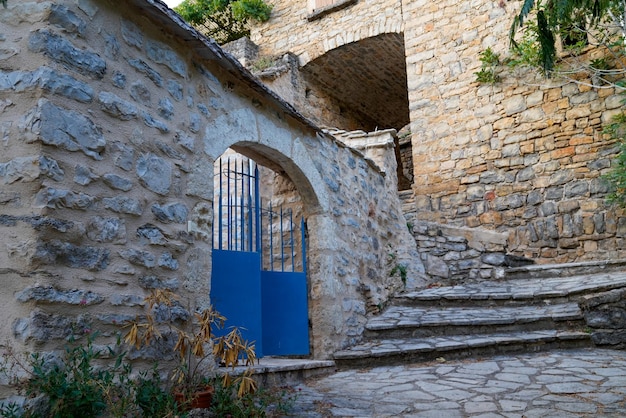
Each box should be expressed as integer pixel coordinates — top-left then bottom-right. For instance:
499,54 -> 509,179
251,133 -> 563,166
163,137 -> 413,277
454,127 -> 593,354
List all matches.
307,0 -> 357,21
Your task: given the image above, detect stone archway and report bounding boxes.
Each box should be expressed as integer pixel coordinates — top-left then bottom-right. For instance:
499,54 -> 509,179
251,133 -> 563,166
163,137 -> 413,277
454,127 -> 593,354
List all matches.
201,108 -> 338,358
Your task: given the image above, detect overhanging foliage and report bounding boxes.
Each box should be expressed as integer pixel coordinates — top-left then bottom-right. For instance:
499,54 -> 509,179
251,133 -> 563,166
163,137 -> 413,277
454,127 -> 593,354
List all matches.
175,0 -> 272,45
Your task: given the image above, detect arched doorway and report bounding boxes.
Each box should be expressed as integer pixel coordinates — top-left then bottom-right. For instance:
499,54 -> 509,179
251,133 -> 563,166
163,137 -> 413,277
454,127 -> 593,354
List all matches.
210,150 -> 309,357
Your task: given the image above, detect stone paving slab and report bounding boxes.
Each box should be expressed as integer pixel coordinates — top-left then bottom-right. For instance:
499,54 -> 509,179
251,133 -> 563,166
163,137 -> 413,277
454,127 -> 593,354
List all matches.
334,331 -> 590,363
399,272 -> 626,304
366,303 -> 583,331
290,348 -> 626,417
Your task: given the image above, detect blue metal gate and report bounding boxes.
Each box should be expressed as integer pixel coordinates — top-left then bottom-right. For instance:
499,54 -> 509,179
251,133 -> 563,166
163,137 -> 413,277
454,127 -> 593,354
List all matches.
211,157 -> 309,357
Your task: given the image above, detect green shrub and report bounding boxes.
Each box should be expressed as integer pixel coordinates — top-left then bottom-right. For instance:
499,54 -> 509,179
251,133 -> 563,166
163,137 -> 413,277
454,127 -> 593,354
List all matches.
25,335 -> 121,417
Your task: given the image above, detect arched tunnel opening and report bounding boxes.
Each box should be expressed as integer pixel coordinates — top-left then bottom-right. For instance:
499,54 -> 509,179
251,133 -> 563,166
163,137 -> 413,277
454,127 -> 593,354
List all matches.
301,33 -> 413,190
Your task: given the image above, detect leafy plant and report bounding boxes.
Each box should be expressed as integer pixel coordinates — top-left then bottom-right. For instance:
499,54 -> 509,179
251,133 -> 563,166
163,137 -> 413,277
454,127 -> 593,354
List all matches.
24,334 -> 129,418
509,0 -> 611,75
210,377 -> 296,417
134,365 -> 179,417
474,47 -> 501,83
0,402 -> 21,418
390,263 -> 408,286
251,56 -> 278,72
175,0 -> 273,45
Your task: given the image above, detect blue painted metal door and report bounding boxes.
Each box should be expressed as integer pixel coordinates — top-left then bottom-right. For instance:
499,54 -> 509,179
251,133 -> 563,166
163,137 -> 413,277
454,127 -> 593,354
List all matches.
211,157 -> 309,357
211,250 -> 263,356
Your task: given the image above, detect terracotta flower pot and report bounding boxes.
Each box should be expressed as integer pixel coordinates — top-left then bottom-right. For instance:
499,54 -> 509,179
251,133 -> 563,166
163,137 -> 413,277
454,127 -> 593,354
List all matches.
174,386 -> 214,410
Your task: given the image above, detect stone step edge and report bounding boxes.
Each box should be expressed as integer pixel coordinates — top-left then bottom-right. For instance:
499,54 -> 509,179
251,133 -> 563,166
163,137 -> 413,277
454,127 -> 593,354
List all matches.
365,308 -> 583,331
214,358 -> 336,378
398,275 -> 626,304
505,259 -> 626,280
213,358 -> 337,387
333,331 -> 590,361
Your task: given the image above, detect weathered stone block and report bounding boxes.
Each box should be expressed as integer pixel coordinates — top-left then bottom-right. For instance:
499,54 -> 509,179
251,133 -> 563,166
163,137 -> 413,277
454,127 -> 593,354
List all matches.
128,58 -> 163,87
34,240 -> 109,271
103,195 -> 144,216
35,188 -> 95,210
98,91 -> 138,120
137,224 -> 167,245
130,81 -> 151,105
102,173 -> 133,191
28,30 -> 106,79
119,248 -> 156,268
151,202 -> 188,224
158,252 -> 179,270
14,310 -> 92,343
121,19 -> 144,49
137,153 -> 172,195
74,164 -> 98,185
0,67 -> 94,103
49,4 -> 87,35
17,286 -> 104,305
86,216 -> 126,243
23,99 -> 106,160
146,39 -> 188,78
141,112 -> 169,133
0,156 -> 40,184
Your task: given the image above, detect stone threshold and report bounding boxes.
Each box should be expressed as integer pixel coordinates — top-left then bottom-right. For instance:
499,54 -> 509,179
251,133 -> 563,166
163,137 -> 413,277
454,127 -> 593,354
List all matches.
214,358 -> 336,386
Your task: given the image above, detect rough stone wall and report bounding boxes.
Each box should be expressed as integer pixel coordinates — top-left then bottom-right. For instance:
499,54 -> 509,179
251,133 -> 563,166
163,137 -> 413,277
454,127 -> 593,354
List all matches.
403,0 -> 625,263
328,128 -> 426,293
581,288 -> 626,348
0,0 -> 219,376
0,0 -> 420,388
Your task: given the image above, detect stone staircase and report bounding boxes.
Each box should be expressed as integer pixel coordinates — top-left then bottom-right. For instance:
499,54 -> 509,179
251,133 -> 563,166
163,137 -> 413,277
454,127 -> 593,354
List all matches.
334,266 -> 626,369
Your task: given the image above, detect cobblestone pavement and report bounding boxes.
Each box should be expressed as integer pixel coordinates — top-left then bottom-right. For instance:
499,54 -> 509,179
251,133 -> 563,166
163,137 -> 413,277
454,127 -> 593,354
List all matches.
288,349 -> 626,417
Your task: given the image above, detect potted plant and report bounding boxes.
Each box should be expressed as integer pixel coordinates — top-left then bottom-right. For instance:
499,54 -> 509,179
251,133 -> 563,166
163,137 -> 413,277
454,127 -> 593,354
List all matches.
123,289 -> 257,410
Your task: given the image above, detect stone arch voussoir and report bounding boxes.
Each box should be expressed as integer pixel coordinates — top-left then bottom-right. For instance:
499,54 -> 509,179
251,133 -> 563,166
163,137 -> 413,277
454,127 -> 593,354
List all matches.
202,107 -> 327,215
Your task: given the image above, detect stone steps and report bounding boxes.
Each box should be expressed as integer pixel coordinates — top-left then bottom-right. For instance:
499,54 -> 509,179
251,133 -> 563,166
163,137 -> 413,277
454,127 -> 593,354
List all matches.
333,270 -> 626,368
364,303 -> 584,339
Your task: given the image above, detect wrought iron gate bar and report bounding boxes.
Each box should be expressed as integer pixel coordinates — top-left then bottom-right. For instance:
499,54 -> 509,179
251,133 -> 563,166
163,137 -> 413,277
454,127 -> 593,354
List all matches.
214,156 -> 305,273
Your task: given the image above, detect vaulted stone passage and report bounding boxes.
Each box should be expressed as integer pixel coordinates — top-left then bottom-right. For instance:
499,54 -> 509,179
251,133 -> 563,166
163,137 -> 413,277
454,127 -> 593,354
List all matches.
301,33 -> 409,131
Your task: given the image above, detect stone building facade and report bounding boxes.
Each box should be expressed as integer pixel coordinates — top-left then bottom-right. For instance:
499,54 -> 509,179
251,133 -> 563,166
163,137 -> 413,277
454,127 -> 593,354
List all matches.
248,0 -> 626,267
0,0 -> 423,397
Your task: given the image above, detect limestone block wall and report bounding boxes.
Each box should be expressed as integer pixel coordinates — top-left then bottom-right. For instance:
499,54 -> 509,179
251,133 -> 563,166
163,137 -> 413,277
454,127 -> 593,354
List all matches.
249,0 -> 403,66
0,0 -> 421,386
403,0 -> 626,263
249,0 -> 626,265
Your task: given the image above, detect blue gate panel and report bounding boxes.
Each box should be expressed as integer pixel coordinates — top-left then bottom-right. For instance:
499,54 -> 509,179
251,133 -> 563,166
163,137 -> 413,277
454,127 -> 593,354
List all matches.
211,249 -> 264,357
261,271 -> 310,356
